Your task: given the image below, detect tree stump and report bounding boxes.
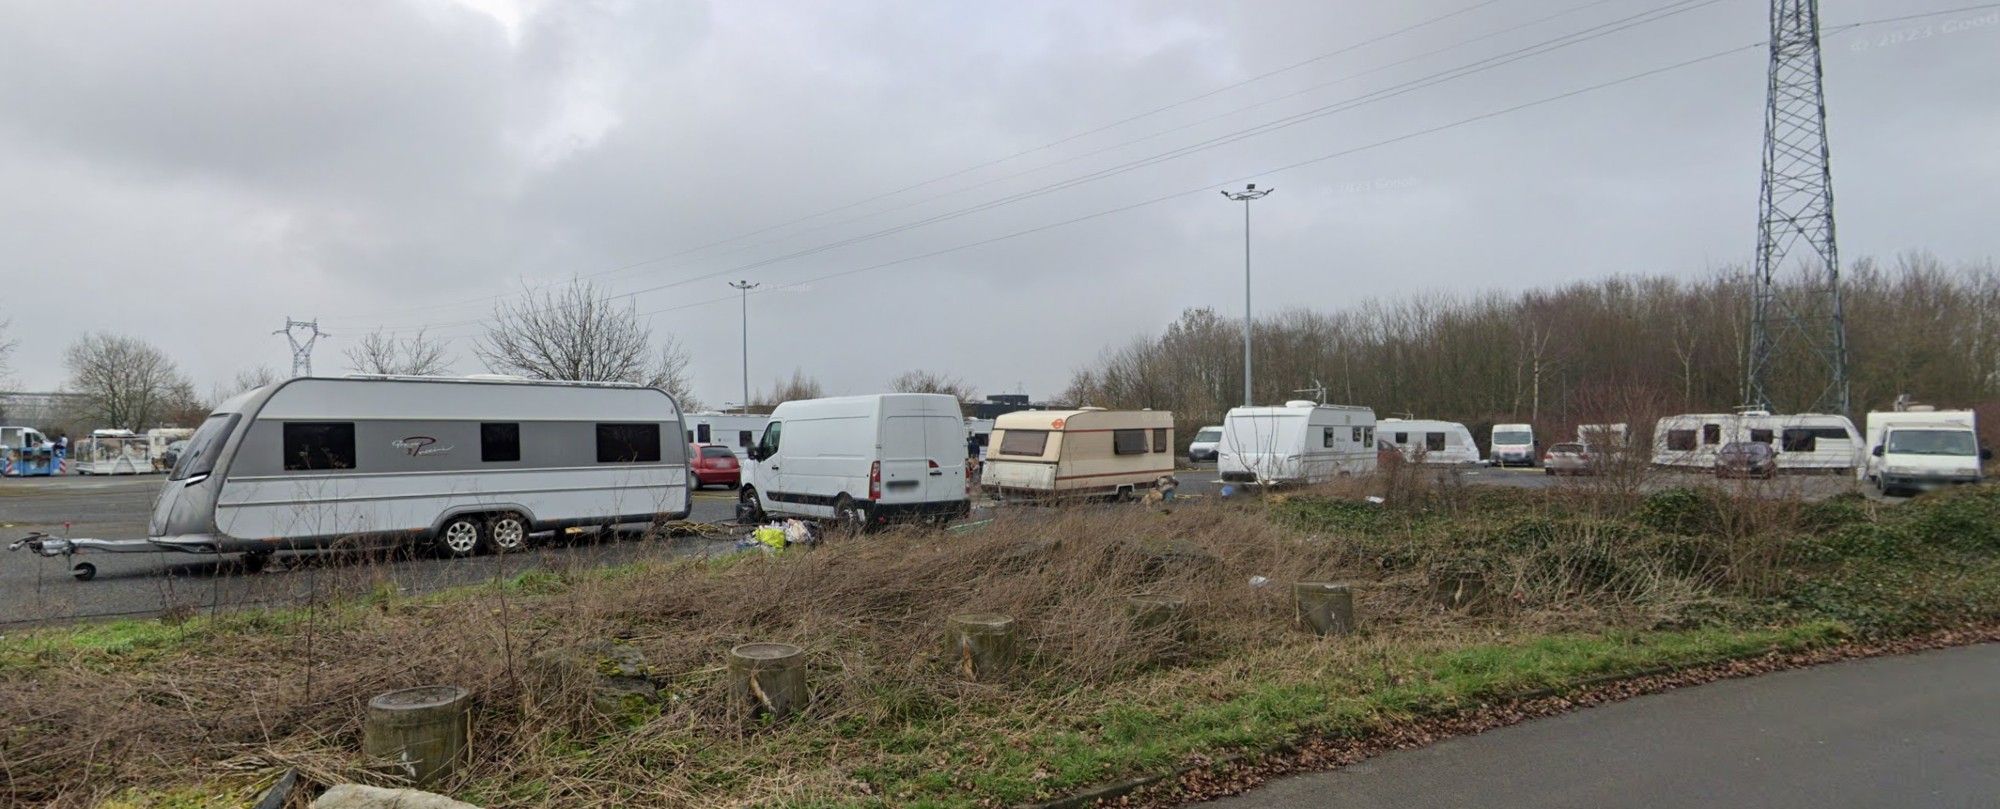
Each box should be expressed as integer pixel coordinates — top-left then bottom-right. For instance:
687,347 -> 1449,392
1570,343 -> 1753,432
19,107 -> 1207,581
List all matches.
362,685 -> 472,787
1126,593 -> 1191,641
728,642 -> 807,720
946,613 -> 1018,681
1294,582 -> 1356,637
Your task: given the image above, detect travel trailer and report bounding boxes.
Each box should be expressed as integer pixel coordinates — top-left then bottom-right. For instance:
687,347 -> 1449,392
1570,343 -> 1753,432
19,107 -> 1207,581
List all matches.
739,393 -> 970,528
1375,418 -> 1480,465
983,408 -> 1175,500
1576,423 -> 1630,451
1861,408 -> 1987,495
682,412 -> 769,461
145,427 -> 194,471
74,429 -> 153,475
1651,411 -> 1861,472
133,376 -> 689,561
1489,423 -> 1538,467
1218,400 -> 1377,485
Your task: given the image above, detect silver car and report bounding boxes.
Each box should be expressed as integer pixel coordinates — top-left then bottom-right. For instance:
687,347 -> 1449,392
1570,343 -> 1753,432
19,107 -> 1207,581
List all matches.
1543,442 -> 1597,476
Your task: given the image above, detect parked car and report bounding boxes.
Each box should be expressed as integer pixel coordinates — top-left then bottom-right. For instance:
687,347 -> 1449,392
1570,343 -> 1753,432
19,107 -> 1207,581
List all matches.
1714,441 -> 1778,479
689,442 -> 741,489
1186,425 -> 1223,463
1542,442 -> 1596,475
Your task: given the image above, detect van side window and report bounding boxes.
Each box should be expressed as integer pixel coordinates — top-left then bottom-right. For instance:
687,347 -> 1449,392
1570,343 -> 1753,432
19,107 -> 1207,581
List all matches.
756,422 -> 782,458
481,423 -> 521,462
596,423 -> 662,463
1323,427 -> 1335,448
1667,429 -> 1697,451
997,429 -> 1048,456
1112,429 -> 1148,455
1426,432 -> 1446,452
1702,424 -> 1721,445
1150,428 -> 1167,453
283,422 -> 356,471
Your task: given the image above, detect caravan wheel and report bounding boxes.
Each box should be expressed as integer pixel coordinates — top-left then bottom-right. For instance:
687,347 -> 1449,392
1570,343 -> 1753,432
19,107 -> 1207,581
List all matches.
435,516 -> 483,558
487,513 -> 531,553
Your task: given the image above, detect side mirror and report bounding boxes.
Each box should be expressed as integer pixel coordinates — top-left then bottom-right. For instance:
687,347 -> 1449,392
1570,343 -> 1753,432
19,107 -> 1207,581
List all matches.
1871,446 -> 1885,457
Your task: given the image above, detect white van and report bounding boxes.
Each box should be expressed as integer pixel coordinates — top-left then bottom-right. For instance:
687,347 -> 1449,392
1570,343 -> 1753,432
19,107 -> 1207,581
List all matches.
740,393 -> 969,528
1862,408 -> 1988,495
983,408 -> 1175,500
1489,423 -> 1537,467
1187,424 -> 1224,462
1376,418 -> 1480,465
1218,400 -> 1376,485
1652,412 -> 1861,472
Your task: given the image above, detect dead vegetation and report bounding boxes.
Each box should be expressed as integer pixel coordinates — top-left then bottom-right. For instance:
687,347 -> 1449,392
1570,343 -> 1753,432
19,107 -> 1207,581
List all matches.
2,477 -> 1996,807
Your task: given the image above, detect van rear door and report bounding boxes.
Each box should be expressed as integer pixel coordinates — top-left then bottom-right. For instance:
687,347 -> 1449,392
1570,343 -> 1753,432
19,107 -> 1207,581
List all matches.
879,416 -> 933,504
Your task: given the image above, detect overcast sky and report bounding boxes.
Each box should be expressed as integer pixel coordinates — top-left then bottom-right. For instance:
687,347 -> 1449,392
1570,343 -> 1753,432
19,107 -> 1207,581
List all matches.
3,0 -> 1995,405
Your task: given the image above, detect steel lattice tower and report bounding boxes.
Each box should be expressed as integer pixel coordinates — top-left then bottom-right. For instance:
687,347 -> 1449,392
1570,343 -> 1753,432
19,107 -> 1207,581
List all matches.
1747,0 -> 1848,415
275,318 -> 328,377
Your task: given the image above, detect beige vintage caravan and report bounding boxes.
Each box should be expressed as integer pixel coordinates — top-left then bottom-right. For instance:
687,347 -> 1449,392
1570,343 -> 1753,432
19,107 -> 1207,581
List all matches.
983,408 -> 1176,500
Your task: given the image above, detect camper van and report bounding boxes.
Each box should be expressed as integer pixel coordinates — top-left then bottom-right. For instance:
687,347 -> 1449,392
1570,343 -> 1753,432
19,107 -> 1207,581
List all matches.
682,412 -> 769,462
983,408 -> 1175,500
1489,423 -> 1537,467
1862,408 -> 1988,495
1375,418 -> 1480,465
75,429 -> 153,475
739,393 -> 969,527
1651,412 -> 1861,472
1218,400 -> 1377,485
144,376 -> 692,558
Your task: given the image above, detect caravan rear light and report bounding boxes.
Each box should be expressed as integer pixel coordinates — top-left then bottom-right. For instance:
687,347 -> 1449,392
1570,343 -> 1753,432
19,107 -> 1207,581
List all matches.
869,460 -> 881,501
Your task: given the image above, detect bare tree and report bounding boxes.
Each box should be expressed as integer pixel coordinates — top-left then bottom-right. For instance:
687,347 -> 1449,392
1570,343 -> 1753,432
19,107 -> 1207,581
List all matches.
211,366 -> 280,404
888,369 -> 974,400
475,280 -> 693,387
750,369 -> 824,412
0,318 -> 16,383
645,339 -> 701,410
63,332 -> 189,431
344,329 -> 452,376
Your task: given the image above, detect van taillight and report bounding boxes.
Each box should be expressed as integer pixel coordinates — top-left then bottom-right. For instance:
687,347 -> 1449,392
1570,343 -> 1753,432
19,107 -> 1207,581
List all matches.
869,461 -> 881,501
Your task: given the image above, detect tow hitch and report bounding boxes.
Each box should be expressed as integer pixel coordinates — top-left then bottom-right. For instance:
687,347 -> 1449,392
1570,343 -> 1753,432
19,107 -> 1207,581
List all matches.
9,532 -> 219,581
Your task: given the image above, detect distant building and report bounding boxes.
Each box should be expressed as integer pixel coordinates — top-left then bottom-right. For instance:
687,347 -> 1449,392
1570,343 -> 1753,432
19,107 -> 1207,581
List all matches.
0,391 -> 86,430
970,393 -> 1049,421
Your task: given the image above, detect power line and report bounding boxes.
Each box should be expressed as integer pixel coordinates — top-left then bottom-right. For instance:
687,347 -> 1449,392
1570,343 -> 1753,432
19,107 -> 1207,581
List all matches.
347,0 -> 1723,337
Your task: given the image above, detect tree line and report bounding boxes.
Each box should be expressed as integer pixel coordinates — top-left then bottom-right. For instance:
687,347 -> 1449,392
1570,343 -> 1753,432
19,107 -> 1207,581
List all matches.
1060,253 -> 2000,447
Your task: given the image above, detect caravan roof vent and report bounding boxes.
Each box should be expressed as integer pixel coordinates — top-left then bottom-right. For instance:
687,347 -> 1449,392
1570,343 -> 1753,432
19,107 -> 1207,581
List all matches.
1077,406 -> 1107,411
1284,399 -> 1317,408
1907,405 -> 1937,412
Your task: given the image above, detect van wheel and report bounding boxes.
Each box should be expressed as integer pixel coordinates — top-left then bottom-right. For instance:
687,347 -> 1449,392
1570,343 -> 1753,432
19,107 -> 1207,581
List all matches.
487,513 -> 531,553
833,495 -> 867,532
435,515 -> 483,558
738,486 -> 765,523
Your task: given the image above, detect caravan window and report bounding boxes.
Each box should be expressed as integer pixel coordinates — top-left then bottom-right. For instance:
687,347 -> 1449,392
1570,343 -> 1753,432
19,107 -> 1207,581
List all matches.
696,423 -> 712,443
1352,427 -> 1363,443
1394,432 -> 1408,444
997,429 -> 1048,456
1323,427 -> 1335,448
1749,428 -> 1774,444
1426,432 -> 1446,452
1702,424 -> 1722,445
481,423 -> 521,462
1667,429 -> 1697,451
1151,428 -> 1167,453
1112,429 -> 1148,455
739,430 -> 754,448
1362,427 -> 1373,445
596,423 -> 662,463
1782,427 -> 1849,452
283,422 -> 356,471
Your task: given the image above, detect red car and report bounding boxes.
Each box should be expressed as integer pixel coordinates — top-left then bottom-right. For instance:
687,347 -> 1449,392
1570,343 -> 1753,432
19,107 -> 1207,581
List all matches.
689,443 -> 741,489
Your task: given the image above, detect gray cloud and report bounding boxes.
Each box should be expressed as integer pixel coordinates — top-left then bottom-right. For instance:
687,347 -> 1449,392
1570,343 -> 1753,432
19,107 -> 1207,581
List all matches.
3,0 -> 1995,405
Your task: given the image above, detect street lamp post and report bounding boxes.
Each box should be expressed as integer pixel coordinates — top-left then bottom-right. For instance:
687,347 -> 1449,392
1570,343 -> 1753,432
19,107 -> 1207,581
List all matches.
1221,183 -> 1272,407
729,280 -> 759,414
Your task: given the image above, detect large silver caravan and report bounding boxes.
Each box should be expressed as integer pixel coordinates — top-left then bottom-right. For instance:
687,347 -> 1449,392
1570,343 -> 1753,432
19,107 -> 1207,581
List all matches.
15,376 -> 693,577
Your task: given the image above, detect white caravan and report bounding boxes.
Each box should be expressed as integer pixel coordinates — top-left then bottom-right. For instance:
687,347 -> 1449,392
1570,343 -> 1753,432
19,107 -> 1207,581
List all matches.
74,429 -> 153,475
1489,423 -> 1537,467
140,376 -> 691,560
740,393 -> 970,527
1651,411 -> 1861,472
983,408 -> 1175,500
682,412 -> 769,461
1376,418 -> 1480,465
1218,400 -> 1377,486
1576,423 -> 1630,451
1862,408 -> 1988,495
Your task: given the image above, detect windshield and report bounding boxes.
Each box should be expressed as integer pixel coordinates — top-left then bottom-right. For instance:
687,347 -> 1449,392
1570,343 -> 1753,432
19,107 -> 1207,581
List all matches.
1885,429 -> 1977,456
169,413 -> 239,481
1493,431 -> 1532,445
1194,429 -> 1222,442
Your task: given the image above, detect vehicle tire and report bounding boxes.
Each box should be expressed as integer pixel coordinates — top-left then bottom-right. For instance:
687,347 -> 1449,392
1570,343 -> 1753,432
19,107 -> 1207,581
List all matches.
738,486 -> 766,523
1116,485 -> 1136,502
435,515 -> 483,558
72,562 -> 96,581
241,550 -> 272,573
487,513 -> 531,554
833,494 -> 867,532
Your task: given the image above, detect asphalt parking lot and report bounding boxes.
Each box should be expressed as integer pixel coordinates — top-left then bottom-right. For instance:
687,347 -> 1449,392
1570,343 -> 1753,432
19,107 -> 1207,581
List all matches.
0,465 -> 1872,628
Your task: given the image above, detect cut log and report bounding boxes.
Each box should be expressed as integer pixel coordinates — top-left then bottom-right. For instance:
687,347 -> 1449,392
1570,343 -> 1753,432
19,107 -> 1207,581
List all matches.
946,613 -> 1018,681
728,642 -> 807,720
362,685 -> 472,787
1294,581 -> 1356,637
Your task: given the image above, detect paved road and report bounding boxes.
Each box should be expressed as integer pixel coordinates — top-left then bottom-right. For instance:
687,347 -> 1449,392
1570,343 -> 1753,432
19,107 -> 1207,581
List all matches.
0,475 -> 741,627
1206,643 -> 2000,809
